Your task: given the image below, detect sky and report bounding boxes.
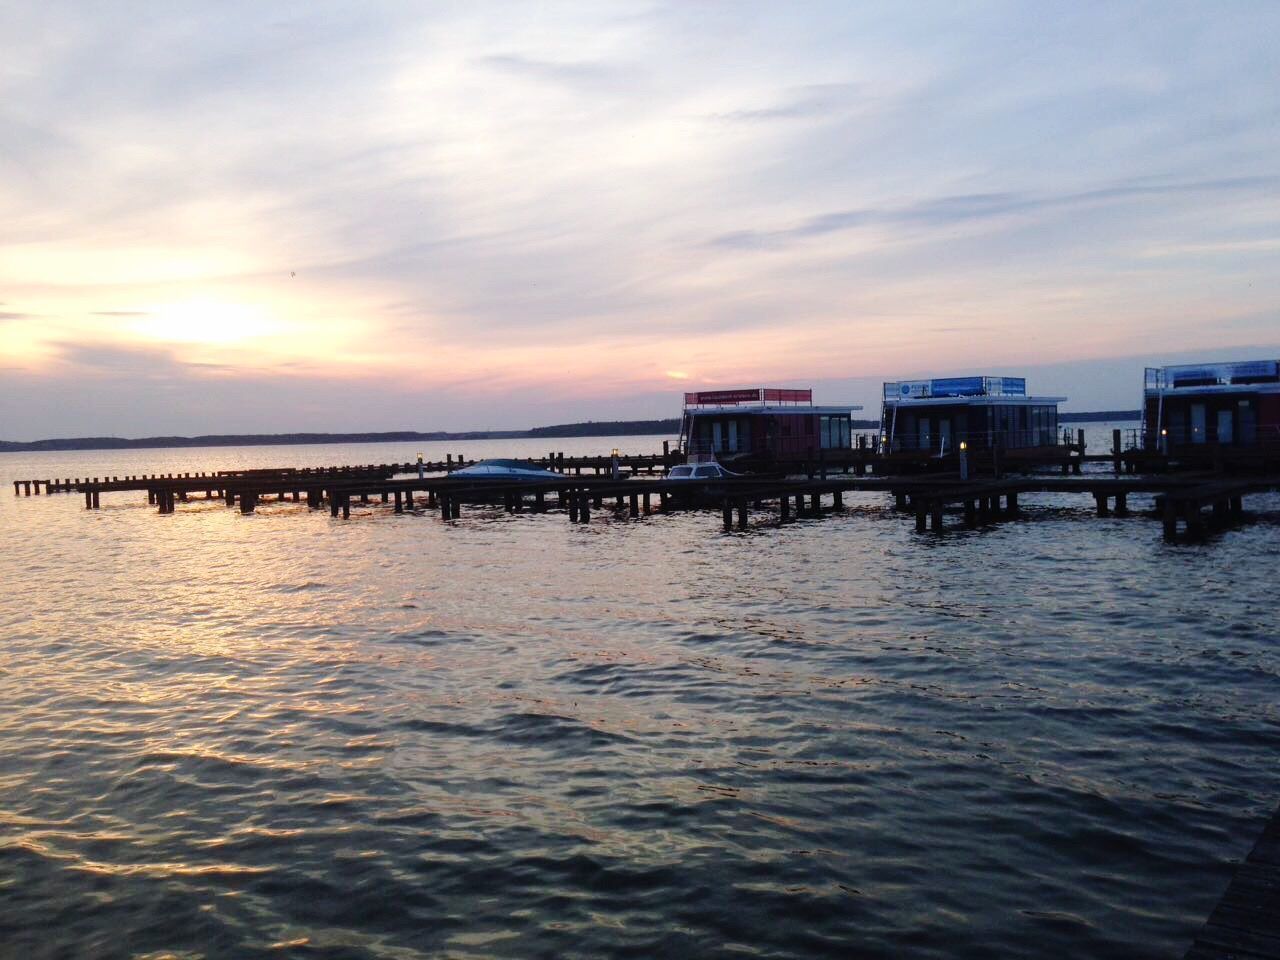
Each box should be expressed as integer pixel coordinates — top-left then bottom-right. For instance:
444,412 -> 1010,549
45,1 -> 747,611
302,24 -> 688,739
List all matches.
2,1 -> 1279,439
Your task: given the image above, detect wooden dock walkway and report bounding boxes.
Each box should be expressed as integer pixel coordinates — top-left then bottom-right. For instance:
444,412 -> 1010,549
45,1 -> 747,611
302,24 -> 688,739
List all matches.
1186,804 -> 1280,959
14,457 -> 1278,543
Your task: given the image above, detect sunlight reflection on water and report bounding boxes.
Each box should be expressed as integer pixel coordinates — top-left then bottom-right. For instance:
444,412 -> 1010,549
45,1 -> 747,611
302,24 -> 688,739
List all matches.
0,434 -> 1278,959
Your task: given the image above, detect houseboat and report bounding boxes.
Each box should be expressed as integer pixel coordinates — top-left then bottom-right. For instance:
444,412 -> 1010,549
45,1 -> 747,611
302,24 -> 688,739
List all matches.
880,376 -> 1065,456
1143,360 -> 1280,452
678,388 -> 862,466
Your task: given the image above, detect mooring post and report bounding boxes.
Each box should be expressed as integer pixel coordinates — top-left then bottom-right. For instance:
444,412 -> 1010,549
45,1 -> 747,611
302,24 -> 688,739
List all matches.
331,496 -> 340,518
451,497 -> 460,519
1184,500 -> 1204,540
240,492 -> 255,514
394,490 -> 403,513
642,492 -> 651,514
341,495 -> 350,520
930,502 -> 943,532
1006,491 -> 1019,516
737,500 -> 748,530
536,491 -> 546,513
1230,495 -> 1243,517
894,491 -> 907,511
964,500 -> 977,527
914,503 -> 926,532
1162,497 -> 1178,541
84,489 -> 92,509
629,493 -> 639,517
1112,429 -> 1122,474
833,489 -> 843,509
1114,492 -> 1129,517
662,440 -> 670,465
579,494 -> 590,524
780,494 -> 791,522
1095,493 -> 1110,517
722,499 -> 733,532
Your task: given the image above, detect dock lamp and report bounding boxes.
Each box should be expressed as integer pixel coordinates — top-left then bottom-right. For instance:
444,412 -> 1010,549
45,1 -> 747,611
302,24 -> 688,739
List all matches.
611,448 -> 621,480
958,440 -> 969,480
417,452 -> 425,480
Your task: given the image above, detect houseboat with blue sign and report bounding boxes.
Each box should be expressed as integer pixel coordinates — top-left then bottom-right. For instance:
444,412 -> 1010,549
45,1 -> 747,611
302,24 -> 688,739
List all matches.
880,376 -> 1065,461
679,387 -> 862,467
1143,360 -> 1280,453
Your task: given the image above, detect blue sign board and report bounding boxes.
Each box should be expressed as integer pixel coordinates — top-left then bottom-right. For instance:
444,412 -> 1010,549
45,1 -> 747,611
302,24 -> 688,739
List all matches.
930,377 -> 985,397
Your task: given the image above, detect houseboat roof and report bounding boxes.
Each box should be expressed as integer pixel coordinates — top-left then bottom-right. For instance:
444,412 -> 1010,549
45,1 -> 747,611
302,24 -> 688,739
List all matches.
1145,360 -> 1280,395
684,387 -> 862,413
686,403 -> 863,415
882,376 -> 1064,405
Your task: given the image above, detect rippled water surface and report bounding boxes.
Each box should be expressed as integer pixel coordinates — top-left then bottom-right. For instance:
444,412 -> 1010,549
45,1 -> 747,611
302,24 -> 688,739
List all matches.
2,433 -> 1278,959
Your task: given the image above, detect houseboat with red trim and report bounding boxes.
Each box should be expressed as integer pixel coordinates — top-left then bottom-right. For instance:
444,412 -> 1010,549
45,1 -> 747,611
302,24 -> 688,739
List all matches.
1143,360 -> 1280,457
678,387 -> 862,468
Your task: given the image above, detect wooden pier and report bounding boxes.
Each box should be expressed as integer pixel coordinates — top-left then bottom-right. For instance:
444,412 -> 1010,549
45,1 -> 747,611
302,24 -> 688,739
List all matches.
1186,804 -> 1280,959
14,454 -> 1278,544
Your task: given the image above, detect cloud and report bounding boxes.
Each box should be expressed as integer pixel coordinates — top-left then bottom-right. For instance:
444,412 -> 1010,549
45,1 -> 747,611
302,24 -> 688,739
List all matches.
1,2 -> 1279,436
710,177 -> 1280,249
478,53 -> 641,92
705,83 -> 863,123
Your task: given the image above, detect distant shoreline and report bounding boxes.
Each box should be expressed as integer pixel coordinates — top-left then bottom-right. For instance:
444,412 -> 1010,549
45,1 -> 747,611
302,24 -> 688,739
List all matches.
0,411 -> 1140,454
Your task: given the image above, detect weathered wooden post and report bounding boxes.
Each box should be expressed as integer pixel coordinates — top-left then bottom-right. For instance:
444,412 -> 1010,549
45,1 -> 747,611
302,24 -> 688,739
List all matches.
736,500 -> 748,530
394,490 -> 403,513
1112,429 -> 1122,474
450,497 -> 460,519
1114,492 -> 1128,517
964,500 -> 976,527
1094,493 -> 1110,517
930,502 -> 943,532
781,495 -> 791,522
722,499 -> 733,531
629,493 -> 639,517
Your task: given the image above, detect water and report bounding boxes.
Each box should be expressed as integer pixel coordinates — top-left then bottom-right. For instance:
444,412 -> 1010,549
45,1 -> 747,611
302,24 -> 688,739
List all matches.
2,427 -> 1278,959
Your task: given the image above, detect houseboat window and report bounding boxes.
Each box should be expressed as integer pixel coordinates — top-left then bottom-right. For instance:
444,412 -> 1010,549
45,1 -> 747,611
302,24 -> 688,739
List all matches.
692,465 -> 720,479
819,415 -> 851,449
1240,401 -> 1257,444
1190,403 -> 1206,444
1216,408 -> 1233,444
668,465 -> 693,478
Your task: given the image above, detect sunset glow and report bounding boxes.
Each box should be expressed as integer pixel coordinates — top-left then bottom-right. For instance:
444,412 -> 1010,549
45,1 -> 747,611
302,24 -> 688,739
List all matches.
2,3 -> 1278,439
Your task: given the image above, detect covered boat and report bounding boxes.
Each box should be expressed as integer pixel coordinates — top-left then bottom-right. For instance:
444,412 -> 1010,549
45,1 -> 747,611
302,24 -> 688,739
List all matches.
450,459 -> 562,480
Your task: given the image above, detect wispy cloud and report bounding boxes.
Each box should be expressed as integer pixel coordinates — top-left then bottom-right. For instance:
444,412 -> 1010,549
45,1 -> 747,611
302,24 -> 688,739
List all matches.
710,177 -> 1280,249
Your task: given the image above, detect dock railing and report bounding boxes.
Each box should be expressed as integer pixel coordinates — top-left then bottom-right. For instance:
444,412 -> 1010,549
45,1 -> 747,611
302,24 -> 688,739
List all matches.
886,429 -> 1064,455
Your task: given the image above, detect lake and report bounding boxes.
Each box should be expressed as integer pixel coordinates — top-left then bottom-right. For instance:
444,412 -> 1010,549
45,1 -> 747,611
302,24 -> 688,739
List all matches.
1,426 -> 1277,959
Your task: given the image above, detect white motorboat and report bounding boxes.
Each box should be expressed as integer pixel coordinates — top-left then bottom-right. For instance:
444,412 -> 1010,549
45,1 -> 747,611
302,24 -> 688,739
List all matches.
450,459 -> 562,480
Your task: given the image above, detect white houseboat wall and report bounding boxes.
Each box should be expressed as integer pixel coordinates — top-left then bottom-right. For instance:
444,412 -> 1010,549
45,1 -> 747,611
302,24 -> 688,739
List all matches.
679,388 -> 862,462
1143,360 -> 1280,451
880,376 -> 1065,455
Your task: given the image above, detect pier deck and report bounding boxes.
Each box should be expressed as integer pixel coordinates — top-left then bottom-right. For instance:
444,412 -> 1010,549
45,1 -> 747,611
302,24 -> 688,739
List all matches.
1186,804 -> 1280,959
14,457 -> 1278,543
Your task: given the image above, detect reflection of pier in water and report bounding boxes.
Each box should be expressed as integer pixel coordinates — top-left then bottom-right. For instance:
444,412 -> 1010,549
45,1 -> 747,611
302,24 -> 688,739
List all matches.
13,452 -> 1280,544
